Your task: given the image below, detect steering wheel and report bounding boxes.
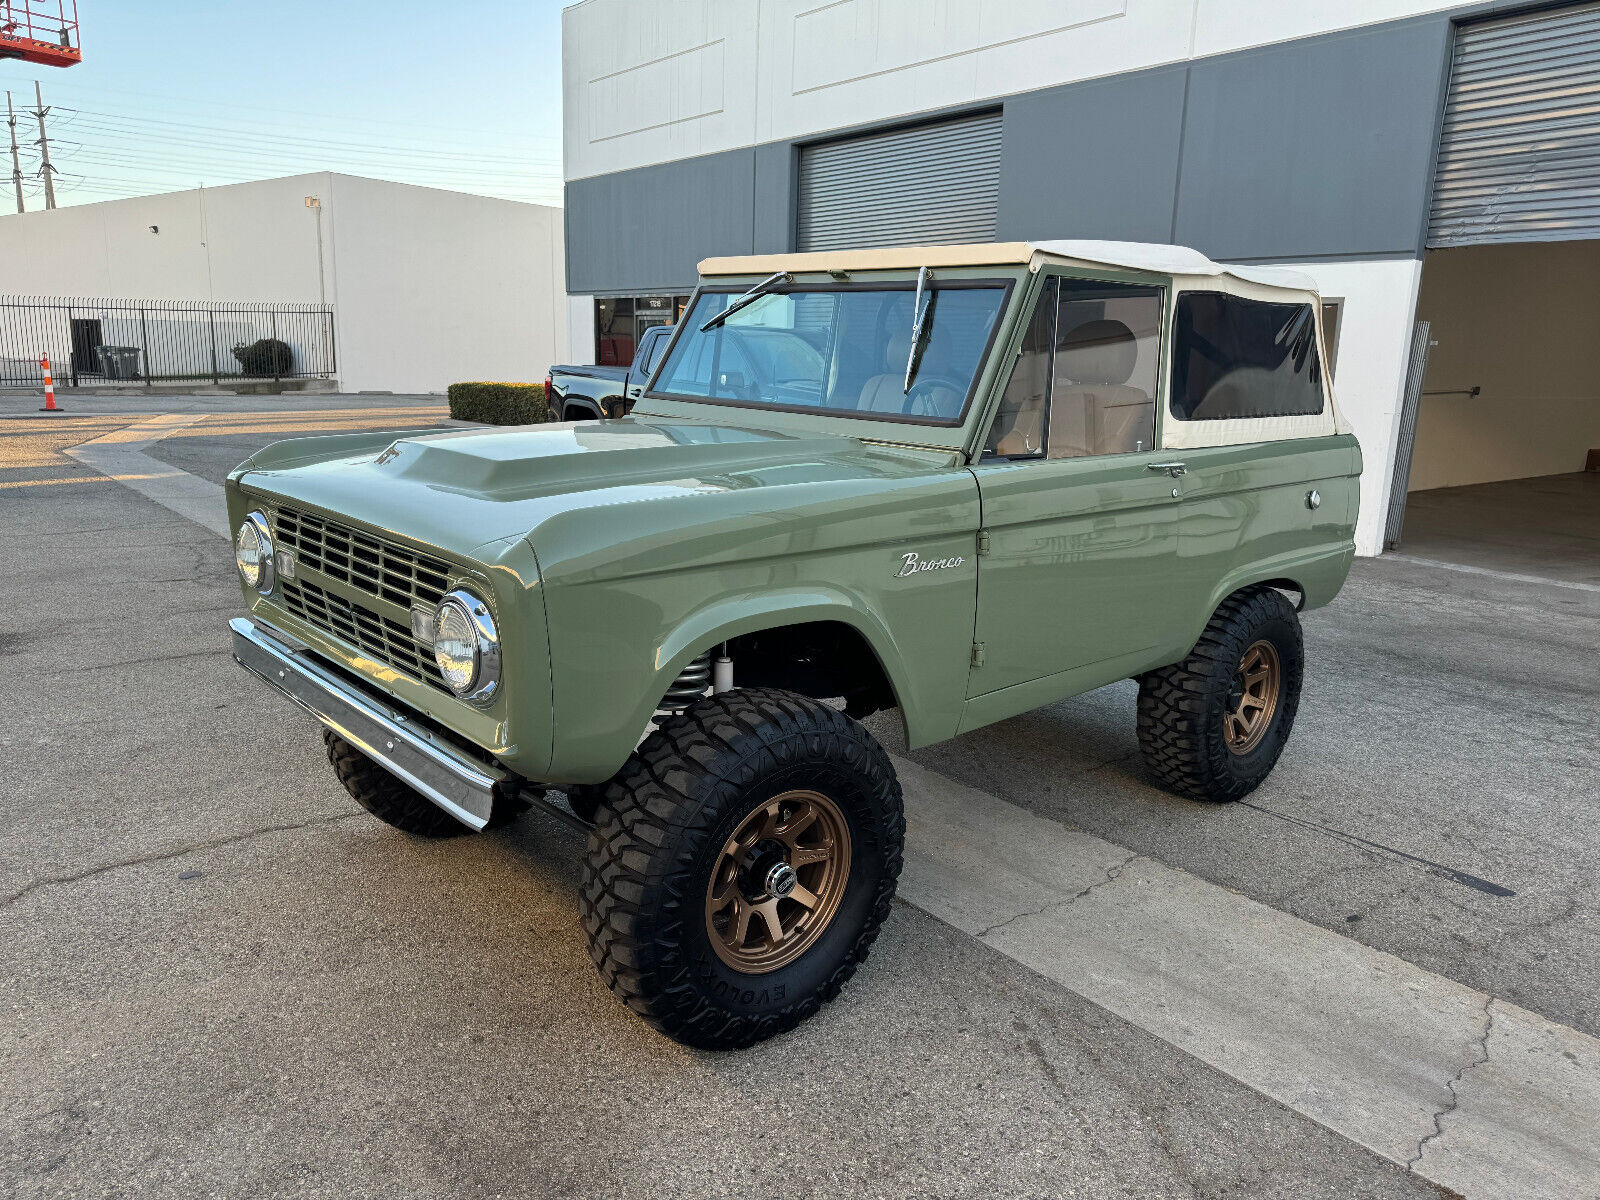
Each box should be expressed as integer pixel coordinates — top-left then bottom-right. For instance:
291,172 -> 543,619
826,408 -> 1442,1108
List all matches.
904,376 -> 959,418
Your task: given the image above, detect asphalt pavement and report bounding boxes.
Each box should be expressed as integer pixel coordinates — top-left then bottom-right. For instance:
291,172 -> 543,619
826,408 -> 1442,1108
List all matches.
4,393 -> 1596,1199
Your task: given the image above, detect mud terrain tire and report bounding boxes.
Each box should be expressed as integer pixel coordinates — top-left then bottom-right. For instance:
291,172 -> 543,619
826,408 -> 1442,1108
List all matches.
580,688 -> 904,1050
1136,587 -> 1304,803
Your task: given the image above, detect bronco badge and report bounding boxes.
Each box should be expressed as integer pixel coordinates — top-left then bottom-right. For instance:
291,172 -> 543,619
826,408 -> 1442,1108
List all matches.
896,551 -> 965,578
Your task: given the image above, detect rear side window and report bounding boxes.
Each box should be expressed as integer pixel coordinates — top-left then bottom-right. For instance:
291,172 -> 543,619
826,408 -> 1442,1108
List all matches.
637,329 -> 667,376
1170,293 -> 1324,421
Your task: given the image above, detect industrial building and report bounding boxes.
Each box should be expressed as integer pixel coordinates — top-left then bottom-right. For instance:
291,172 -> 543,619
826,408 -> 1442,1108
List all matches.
0,172 -> 566,394
560,0 -> 1600,562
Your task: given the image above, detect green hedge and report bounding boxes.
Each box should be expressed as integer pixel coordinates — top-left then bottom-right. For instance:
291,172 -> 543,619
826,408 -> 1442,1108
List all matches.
447,381 -> 548,425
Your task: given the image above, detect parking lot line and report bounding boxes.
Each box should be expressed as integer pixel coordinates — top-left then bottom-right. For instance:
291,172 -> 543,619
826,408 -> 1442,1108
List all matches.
1383,553 -> 1600,594
66,414 -> 229,537
894,754 -> 1600,1200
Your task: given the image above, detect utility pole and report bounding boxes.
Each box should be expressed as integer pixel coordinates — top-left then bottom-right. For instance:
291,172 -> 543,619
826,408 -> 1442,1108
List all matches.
5,92 -> 24,214
33,81 -> 56,210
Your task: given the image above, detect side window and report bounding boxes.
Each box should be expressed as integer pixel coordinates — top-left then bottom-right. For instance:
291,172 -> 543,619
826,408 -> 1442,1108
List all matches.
637,330 -> 664,377
983,277 -> 1056,457
1048,281 -> 1163,459
1170,292 -> 1324,421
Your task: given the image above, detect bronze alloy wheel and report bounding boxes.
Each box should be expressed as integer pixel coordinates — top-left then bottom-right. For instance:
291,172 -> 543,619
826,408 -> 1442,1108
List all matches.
704,789 -> 852,974
1224,639 -> 1282,755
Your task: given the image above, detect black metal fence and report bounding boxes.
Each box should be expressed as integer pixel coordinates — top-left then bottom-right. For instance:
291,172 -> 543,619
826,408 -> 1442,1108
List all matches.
0,296 -> 336,387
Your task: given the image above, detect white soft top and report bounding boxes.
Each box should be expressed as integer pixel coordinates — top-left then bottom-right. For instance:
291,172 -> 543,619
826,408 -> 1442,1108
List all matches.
697,240 -> 1318,296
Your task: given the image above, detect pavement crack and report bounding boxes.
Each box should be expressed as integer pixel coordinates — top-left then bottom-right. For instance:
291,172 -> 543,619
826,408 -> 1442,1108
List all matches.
1406,993 -> 1497,1172
2,813 -> 360,907
975,852 -> 1141,940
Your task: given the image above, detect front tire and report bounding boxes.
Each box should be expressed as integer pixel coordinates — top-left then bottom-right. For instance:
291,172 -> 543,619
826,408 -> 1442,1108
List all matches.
579,688 -> 904,1050
324,732 -> 521,835
1136,587 -> 1304,803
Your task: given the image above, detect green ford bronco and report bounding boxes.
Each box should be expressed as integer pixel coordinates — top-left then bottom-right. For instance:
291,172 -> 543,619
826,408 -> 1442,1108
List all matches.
227,240 -> 1359,1049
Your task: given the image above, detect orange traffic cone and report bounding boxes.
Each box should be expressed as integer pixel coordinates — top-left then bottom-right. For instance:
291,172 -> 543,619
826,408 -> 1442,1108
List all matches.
39,355 -> 64,412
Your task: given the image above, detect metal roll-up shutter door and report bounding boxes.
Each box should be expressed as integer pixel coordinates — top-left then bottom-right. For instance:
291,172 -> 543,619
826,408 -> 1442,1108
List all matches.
1429,2 -> 1600,246
797,112 -> 1001,251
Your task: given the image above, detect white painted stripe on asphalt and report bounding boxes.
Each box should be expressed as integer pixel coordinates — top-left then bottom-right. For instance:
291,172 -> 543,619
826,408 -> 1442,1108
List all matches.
1383,553 -> 1600,594
893,755 -> 1600,1200
66,414 -> 230,538
81,413 -> 1600,1197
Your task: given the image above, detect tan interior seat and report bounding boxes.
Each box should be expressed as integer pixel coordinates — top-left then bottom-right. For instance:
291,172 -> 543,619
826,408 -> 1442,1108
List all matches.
856,330 -> 913,413
1049,319 -> 1154,457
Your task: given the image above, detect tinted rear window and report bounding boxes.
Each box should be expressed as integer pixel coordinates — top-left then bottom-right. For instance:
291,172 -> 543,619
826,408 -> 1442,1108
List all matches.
1170,293 -> 1324,421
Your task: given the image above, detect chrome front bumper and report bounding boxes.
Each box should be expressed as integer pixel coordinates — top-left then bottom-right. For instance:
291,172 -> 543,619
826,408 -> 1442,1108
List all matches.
230,615 -> 503,831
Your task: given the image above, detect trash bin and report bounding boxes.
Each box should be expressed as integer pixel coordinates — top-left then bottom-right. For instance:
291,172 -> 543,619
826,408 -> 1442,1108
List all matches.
96,345 -> 142,380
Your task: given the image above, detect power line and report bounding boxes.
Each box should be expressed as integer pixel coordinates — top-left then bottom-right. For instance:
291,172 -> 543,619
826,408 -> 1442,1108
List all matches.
8,94 -> 565,210
21,77 -> 562,145
54,109 -> 561,167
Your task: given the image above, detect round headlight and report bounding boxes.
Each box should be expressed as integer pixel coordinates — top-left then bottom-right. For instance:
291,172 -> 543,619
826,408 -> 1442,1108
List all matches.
432,588 -> 500,703
235,511 -> 275,594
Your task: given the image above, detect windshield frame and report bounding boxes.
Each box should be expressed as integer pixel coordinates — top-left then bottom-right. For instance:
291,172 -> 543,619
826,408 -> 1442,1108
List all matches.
640,277 -> 1016,431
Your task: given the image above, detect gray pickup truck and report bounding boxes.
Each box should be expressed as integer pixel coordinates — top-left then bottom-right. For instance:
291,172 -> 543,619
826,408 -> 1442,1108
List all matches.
546,324 -> 673,422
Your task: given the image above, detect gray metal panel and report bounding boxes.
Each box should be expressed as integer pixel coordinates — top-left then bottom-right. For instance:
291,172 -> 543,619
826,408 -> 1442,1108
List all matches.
1176,18 -> 1453,260
564,149 -> 756,294
1428,2 -> 1600,246
996,66 -> 1187,244
1384,319 -> 1433,549
796,113 -> 1001,251
752,142 -> 795,254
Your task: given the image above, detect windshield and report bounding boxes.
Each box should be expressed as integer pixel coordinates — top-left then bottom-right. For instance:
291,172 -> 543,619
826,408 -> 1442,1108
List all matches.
649,282 -> 1009,425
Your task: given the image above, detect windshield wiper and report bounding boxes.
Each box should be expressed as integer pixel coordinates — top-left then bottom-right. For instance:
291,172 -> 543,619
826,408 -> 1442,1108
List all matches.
903,266 -> 932,393
700,271 -> 792,333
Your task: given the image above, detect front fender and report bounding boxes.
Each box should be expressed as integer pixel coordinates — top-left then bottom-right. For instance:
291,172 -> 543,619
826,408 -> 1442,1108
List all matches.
545,559 -> 975,784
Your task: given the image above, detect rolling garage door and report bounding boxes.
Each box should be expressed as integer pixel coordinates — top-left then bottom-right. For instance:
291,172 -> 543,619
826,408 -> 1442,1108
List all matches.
796,112 -> 1002,251
1428,2 -> 1600,246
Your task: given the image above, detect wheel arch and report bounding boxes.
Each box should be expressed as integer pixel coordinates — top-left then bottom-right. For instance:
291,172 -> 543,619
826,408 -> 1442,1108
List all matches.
653,593 -> 915,731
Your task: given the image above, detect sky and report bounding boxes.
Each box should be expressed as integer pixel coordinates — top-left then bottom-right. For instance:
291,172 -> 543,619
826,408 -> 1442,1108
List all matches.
1,0 -> 566,210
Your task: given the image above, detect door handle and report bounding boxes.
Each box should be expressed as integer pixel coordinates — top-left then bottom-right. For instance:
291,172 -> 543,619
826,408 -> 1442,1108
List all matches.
1147,461 -> 1187,478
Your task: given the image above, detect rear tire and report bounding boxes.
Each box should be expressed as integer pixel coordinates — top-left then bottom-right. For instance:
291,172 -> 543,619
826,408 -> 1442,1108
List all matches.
1136,587 -> 1304,803
579,688 -> 904,1050
324,732 -> 520,835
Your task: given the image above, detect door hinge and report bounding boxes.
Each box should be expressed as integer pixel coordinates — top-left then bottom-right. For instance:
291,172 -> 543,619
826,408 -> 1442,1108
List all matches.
970,642 -> 985,668
976,529 -> 990,555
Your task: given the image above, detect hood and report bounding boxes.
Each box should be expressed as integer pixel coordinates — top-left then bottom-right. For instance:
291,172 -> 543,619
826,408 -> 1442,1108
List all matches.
232,418 -> 973,570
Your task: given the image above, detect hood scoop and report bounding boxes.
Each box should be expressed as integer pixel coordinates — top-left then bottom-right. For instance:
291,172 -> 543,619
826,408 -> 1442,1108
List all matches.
370,420 -> 861,501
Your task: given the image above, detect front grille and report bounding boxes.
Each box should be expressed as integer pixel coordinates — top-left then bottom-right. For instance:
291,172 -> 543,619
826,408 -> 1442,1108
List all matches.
273,505 -> 450,612
280,579 -> 451,694
269,504 -> 456,694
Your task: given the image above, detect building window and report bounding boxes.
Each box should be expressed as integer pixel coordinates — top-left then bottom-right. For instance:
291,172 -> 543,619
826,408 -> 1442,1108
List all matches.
594,294 -> 690,366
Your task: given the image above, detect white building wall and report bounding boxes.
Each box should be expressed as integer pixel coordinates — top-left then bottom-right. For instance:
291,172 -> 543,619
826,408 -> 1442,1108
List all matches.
0,173 -> 566,393
563,0 -> 1468,182
323,175 -> 565,394
566,294 -> 597,365
0,173 -> 331,301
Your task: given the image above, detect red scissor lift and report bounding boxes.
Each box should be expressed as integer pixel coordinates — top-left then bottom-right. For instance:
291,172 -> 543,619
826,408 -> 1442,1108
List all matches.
0,1 -> 80,68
